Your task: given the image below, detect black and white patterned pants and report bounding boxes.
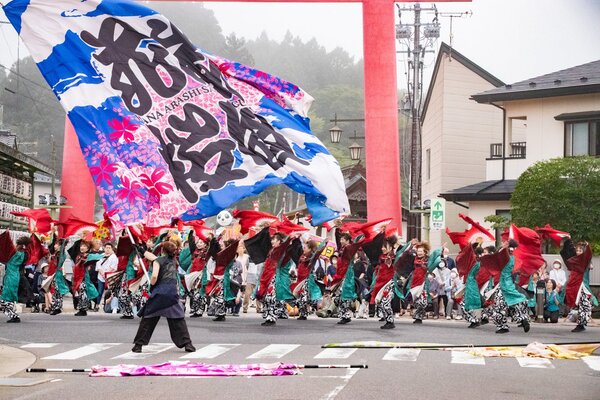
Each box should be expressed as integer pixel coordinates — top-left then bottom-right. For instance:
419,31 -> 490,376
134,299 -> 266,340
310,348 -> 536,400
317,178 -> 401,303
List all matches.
377,281 -> 395,324
491,290 -> 528,331
189,288 -> 206,317
460,301 -> 479,324
118,274 -> 133,317
50,281 -> 63,313
0,299 -> 18,319
212,281 -> 226,318
577,288 -> 592,327
76,282 -> 90,312
262,281 -> 277,322
413,292 -> 427,321
295,281 -> 309,318
334,296 -> 353,321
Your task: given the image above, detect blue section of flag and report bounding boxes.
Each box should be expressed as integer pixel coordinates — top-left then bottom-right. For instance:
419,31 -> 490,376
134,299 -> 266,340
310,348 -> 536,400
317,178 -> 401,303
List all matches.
2,0 -> 30,34
38,30 -> 102,96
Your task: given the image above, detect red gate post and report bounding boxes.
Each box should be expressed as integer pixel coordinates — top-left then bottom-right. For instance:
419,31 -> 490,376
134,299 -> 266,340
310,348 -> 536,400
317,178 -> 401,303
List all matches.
59,119 -> 96,222
362,0 -> 402,229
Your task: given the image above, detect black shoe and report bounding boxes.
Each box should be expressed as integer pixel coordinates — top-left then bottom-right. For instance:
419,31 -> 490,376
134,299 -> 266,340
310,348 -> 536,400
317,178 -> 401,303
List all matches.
380,322 -> 395,329
7,316 -> 20,323
517,322 -> 523,328
337,318 -> 351,325
496,328 -> 509,334
468,322 -> 480,329
190,314 -> 202,318
413,319 -> 422,324
213,315 -> 226,322
120,315 -> 134,320
50,309 -> 61,316
480,318 -> 489,326
184,344 -> 196,353
522,320 -> 530,333
74,310 -> 87,317
571,324 -> 586,333
297,316 -> 307,321
378,317 -> 385,322
131,345 -> 142,353
261,320 -> 276,326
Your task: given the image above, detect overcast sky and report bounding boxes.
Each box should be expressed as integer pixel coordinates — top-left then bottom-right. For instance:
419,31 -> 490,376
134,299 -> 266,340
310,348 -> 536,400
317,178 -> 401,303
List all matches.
1,0 -> 600,93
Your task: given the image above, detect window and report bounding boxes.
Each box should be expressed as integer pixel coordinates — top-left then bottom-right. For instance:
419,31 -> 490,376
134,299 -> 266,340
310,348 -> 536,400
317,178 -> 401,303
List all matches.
425,148 -> 431,181
565,121 -> 600,156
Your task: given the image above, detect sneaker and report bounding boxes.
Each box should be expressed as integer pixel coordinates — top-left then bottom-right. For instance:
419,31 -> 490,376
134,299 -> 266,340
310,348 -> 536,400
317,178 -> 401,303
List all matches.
189,314 -> 202,318
74,310 -> 87,317
261,320 -> 276,326
480,318 -> 489,326
131,345 -> 142,353
468,322 -> 480,329
571,324 -> 586,333
184,344 -> 196,353
413,319 -> 422,324
243,310 -> 248,314
120,315 -> 134,320
7,316 -> 20,323
496,328 -> 509,334
380,322 -> 395,329
446,316 -> 451,320
522,320 -> 530,333
213,315 -> 226,322
50,309 -> 62,316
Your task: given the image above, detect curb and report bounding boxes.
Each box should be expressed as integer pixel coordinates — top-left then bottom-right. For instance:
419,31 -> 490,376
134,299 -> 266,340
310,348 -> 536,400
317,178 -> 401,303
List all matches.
0,345 -> 36,378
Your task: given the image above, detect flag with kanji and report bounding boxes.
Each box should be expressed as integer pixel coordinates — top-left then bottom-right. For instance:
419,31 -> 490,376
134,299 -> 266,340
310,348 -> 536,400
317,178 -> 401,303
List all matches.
2,0 -> 349,228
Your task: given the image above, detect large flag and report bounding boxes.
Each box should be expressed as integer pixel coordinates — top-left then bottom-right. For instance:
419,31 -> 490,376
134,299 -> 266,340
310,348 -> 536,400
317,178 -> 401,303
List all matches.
2,0 -> 349,227
509,224 -> 545,285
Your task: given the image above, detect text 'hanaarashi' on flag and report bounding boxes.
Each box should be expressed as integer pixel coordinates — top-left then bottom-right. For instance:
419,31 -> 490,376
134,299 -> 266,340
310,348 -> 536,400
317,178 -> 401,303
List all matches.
2,0 -> 350,227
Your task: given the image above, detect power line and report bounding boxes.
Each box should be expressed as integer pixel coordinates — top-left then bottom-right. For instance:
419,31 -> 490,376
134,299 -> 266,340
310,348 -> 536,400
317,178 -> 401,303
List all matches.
0,62 -> 53,93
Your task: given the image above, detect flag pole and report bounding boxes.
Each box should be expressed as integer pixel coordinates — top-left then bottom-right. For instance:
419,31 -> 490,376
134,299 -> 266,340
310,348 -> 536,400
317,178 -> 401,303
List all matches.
125,226 -> 152,285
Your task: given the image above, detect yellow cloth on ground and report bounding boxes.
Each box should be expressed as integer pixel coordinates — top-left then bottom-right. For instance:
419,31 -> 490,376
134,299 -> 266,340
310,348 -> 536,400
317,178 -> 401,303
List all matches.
466,342 -> 600,360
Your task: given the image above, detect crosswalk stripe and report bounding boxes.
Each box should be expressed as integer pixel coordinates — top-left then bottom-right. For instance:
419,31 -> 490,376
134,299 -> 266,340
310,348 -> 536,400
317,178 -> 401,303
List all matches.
314,348 -> 357,359
21,343 -> 58,348
516,357 -> 554,369
113,343 -> 175,359
180,344 -> 240,359
43,343 -> 121,360
582,356 -> 600,371
246,344 -> 300,359
451,351 -> 485,365
382,348 -> 420,361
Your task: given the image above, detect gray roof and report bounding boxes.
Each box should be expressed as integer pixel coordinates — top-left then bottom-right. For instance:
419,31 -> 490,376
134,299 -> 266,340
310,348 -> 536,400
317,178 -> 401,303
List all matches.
472,59 -> 600,103
439,179 -> 517,202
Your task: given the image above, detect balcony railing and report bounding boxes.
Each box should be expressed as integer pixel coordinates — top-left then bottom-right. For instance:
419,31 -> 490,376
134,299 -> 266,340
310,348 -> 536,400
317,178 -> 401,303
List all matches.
489,142 -> 527,159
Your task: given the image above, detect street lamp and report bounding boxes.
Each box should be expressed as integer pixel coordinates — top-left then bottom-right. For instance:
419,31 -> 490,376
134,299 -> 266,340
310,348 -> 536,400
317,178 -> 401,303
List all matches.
329,125 -> 342,144
349,142 -> 363,161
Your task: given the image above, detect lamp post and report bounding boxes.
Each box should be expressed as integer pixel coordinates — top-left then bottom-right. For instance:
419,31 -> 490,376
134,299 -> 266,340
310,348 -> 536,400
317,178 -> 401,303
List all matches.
329,114 -> 365,162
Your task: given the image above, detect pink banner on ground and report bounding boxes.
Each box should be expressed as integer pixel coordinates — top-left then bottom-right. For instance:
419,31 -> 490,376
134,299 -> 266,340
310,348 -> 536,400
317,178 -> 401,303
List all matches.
90,361 -> 300,377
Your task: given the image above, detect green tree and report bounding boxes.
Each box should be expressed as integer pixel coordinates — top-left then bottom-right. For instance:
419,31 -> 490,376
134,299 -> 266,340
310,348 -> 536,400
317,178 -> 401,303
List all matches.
511,156 -> 600,243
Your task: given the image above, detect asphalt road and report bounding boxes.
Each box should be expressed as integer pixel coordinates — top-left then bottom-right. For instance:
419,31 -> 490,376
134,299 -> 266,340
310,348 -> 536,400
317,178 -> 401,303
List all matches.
1,312 -> 598,400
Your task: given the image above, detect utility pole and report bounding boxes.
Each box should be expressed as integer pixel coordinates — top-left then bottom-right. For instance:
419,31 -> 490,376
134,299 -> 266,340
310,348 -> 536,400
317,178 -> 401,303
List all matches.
396,3 -> 439,240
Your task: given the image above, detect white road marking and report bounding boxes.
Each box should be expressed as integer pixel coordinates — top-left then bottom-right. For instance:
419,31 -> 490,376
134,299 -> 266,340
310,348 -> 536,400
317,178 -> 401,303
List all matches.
320,368 -> 360,400
246,344 -> 300,359
314,348 -> 357,359
582,356 -> 600,371
21,343 -> 58,348
43,343 -> 121,360
382,348 -> 421,361
516,357 -> 554,369
113,343 -> 174,359
451,351 -> 485,365
180,344 -> 240,359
